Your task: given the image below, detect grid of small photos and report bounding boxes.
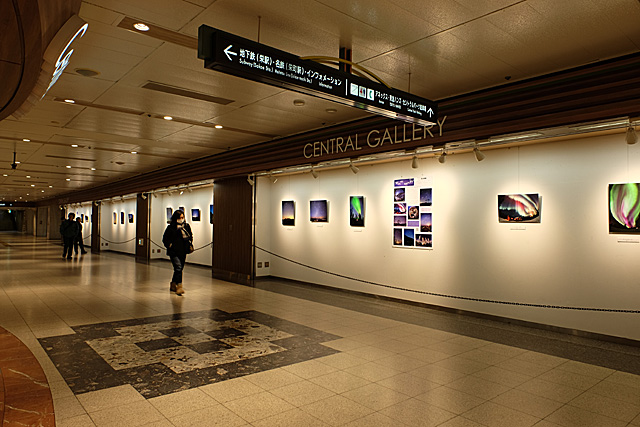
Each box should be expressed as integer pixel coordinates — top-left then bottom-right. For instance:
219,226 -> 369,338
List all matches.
393,177 -> 433,249
165,205 -> 214,224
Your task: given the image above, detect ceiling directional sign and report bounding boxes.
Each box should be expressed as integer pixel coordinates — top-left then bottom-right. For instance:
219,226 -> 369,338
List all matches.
198,25 -> 437,127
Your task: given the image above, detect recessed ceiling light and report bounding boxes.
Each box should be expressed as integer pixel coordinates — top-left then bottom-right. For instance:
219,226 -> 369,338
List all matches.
23,138 -> 30,142
91,168 -> 96,171
66,165 -> 72,168
15,161 -> 20,164
131,151 -> 137,154
30,184 -> 35,187
214,125 -> 223,129
2,174 -> 7,177
133,22 -> 150,31
293,99 -> 305,106
163,116 -> 173,120
64,99 -> 75,104
41,190 -> 45,192
66,178 -> 71,181
71,144 -> 78,147
26,175 -> 30,178
326,108 -> 337,113
49,185 -> 53,188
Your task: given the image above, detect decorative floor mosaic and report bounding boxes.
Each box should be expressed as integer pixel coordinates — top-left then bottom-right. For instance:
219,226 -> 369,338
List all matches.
39,310 -> 340,398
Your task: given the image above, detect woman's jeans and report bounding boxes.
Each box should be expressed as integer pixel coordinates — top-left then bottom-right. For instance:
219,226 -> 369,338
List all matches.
170,255 -> 185,283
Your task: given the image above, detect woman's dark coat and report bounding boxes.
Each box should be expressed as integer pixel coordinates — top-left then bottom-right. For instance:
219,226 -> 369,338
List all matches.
162,222 -> 193,257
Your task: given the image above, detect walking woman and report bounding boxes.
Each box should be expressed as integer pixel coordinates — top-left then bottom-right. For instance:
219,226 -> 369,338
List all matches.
162,210 -> 193,296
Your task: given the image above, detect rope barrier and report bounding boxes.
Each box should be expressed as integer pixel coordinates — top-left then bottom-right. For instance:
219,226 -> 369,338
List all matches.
254,245 -> 640,314
99,236 -> 136,244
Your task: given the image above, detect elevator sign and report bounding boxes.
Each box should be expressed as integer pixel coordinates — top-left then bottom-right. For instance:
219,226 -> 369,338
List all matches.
198,25 -> 437,127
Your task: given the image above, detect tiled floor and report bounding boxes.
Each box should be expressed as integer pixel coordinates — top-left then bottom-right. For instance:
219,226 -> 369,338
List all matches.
1,232 -> 640,427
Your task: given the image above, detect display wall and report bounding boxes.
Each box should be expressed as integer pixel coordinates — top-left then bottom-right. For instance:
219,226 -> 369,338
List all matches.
255,133 -> 640,341
149,186 -> 214,266
99,198 -> 137,255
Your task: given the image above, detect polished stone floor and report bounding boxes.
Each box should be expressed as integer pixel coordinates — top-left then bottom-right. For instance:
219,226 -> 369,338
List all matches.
1,232 -> 640,427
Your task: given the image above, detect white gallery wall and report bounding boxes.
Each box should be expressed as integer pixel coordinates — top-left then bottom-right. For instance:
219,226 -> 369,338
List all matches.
255,132 -> 640,340
100,198 -> 137,254
149,186 -> 214,266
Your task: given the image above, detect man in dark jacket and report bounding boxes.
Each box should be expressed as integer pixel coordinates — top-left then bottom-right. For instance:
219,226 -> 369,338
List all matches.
60,213 -> 80,259
74,217 -> 88,255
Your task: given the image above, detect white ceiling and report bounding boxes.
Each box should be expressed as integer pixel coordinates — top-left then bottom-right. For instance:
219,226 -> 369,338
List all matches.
1,0 -> 639,202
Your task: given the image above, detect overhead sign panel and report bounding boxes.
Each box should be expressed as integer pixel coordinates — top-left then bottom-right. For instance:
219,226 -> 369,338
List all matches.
198,25 -> 437,127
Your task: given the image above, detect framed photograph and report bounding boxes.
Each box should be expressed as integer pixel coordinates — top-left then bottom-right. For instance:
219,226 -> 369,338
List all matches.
394,203 -> 406,215
403,228 -> 415,246
420,188 -> 432,206
420,213 -> 432,232
350,196 -> 364,227
408,205 -> 419,219
113,212 -> 117,225
394,215 -> 407,227
191,209 -> 200,221
79,214 -> 84,223
282,200 -> 295,226
309,200 -> 328,222
393,228 -> 403,246
394,188 -> 405,202
498,194 -> 541,223
415,233 -> 432,248
128,214 -> 134,223
166,207 -> 173,222
609,183 -> 640,233
209,204 -> 214,224
120,212 -> 124,224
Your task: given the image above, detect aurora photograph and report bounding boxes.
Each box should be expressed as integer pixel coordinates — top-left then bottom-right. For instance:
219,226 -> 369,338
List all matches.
394,215 -> 407,226
403,228 -> 414,246
420,213 -> 432,232
609,183 -> 640,233
393,228 -> 402,245
498,194 -> 540,223
191,209 -> 200,222
420,188 -> 432,206
394,188 -> 405,202
128,214 -> 134,223
350,196 -> 364,227
310,200 -> 328,222
282,200 -> 295,226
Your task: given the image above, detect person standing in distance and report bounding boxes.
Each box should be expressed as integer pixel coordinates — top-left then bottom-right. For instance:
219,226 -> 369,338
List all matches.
74,216 -> 88,255
162,210 -> 193,296
59,213 -> 80,259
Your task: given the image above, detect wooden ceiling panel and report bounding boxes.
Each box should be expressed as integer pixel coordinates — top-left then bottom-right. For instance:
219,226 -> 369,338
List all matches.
594,0 -> 640,48
93,0 -> 205,30
78,2 -> 123,25
4,101 -> 84,129
158,126 -> 263,149
45,73 -> 115,103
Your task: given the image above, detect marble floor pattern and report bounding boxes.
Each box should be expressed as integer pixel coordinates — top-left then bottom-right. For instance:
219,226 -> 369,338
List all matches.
0,232 -> 639,427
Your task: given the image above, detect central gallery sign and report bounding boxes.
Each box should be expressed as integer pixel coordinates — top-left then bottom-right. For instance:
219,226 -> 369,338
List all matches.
303,117 -> 447,159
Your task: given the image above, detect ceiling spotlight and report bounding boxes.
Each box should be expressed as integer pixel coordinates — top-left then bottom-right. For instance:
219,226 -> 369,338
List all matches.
152,193 -> 158,198
91,167 -> 96,171
22,138 -> 30,142
626,124 -> 638,145
438,150 -> 447,164
66,165 -> 71,168
131,151 -> 137,154
411,154 -> 419,169
64,99 -> 75,104
49,185 -> 53,188
133,22 -> 150,31
41,190 -> 45,193
71,144 -> 78,147
141,193 -> 147,200
187,187 -> 193,193
120,196 -> 124,202
66,178 -> 71,181
247,175 -> 255,186
179,190 -> 184,195
26,175 -> 30,178
349,160 -> 359,174
30,184 -> 35,187
310,167 -> 319,179
473,146 -> 486,162
214,125 -> 223,129
269,173 -> 278,184
2,174 -> 7,177
163,116 -> 173,121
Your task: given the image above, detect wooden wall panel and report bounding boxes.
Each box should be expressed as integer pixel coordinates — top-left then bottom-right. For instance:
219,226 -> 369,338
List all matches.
91,203 -> 100,253
135,194 -> 149,262
212,177 -> 253,285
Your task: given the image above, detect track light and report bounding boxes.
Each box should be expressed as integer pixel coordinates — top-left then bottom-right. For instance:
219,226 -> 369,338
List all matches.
473,146 -> 486,162
626,125 -> 638,145
310,167 -> 319,179
438,150 -> 447,164
247,175 -> 255,186
411,154 -> 419,169
349,160 -> 359,174
187,187 -> 193,193
152,193 -> 157,198
141,193 -> 147,200
268,173 -> 278,184
120,196 -> 124,202
179,190 -> 184,195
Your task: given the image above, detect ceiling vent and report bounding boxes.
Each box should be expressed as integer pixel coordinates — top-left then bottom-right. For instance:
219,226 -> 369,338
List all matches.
142,81 -> 234,105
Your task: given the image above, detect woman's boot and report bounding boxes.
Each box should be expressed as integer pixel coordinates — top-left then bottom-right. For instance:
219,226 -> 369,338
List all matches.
175,284 -> 185,296
170,282 -> 177,292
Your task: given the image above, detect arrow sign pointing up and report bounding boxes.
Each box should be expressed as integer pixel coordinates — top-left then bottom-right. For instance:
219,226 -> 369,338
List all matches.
224,45 -> 237,61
